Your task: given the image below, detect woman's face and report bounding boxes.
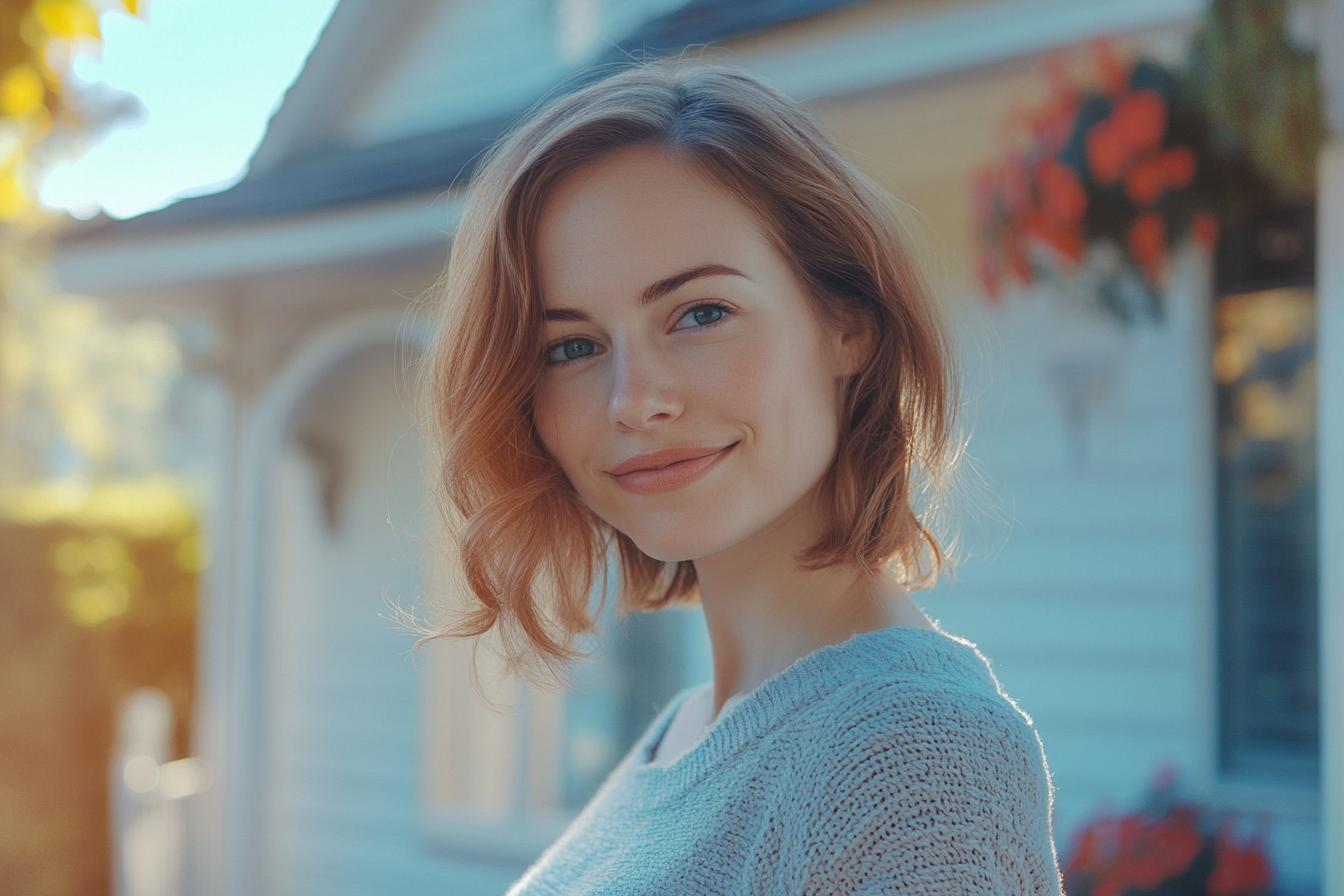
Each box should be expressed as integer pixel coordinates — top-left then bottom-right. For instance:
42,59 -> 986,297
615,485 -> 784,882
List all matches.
532,145 -> 863,563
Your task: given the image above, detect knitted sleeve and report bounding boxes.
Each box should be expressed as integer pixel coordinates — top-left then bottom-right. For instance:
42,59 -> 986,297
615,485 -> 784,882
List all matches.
794,683 -> 1064,896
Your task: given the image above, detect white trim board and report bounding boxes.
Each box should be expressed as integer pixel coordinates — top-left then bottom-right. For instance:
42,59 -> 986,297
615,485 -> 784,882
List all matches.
54,190 -> 464,294
1319,143 -> 1344,896
728,0 -> 1205,101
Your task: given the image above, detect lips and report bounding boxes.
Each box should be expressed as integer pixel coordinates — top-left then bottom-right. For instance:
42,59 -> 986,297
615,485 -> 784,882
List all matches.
608,443 -> 738,496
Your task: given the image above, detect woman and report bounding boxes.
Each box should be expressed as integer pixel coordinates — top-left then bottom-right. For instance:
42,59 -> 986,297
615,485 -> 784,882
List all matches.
426,59 -> 1063,894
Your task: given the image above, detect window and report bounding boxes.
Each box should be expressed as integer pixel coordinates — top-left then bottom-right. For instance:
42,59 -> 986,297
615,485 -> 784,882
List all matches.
1213,204 -> 1319,784
421,564 -> 708,863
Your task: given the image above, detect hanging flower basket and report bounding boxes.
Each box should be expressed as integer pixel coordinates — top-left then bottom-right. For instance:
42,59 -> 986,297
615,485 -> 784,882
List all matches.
974,0 -> 1323,325
973,42 -> 1219,323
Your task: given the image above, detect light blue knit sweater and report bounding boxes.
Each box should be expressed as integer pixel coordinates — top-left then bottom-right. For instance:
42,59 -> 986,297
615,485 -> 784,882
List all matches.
508,625 -> 1065,895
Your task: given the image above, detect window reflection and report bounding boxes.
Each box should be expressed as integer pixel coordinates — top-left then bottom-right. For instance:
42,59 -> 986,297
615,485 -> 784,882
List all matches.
561,601 -> 685,809
1214,285 -> 1318,782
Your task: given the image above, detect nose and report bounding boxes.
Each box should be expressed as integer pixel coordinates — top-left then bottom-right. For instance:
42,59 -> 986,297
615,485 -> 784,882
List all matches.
606,343 -> 682,432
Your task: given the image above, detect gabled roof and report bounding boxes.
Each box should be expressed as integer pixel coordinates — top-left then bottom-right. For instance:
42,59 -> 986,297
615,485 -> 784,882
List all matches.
70,111 -> 513,237
63,0 -> 868,240
618,0 -> 866,54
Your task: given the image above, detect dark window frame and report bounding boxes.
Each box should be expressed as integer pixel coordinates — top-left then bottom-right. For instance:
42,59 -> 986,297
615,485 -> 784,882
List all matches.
1213,204 -> 1320,785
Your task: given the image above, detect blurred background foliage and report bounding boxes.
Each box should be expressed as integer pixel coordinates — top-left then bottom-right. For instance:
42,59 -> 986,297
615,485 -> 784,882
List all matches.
0,3 -> 201,895
1185,0 -> 1326,199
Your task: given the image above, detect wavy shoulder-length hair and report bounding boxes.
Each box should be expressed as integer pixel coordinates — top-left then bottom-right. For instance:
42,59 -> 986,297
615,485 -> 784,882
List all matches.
425,58 -> 957,684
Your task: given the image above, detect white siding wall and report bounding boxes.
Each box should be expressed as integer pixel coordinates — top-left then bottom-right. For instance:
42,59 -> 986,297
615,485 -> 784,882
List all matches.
919,262 -> 1211,841
265,345 -> 520,896
918,253 -> 1321,890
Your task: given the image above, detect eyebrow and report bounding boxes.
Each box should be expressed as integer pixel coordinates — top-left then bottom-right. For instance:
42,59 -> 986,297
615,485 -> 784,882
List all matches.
543,263 -> 749,322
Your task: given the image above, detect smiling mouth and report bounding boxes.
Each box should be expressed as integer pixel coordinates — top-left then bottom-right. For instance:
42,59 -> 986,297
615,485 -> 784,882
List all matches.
609,443 -> 738,496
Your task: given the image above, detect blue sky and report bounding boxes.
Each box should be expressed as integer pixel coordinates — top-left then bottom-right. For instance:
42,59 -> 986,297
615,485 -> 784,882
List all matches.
40,0 -> 340,220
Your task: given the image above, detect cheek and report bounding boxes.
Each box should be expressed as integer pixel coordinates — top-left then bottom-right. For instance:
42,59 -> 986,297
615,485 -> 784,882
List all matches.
532,381 -> 585,476
534,374 -> 617,502
709,327 -> 838,450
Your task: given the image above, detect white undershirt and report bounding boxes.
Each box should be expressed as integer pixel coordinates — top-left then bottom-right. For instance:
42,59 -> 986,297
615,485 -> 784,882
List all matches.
649,682 -> 748,767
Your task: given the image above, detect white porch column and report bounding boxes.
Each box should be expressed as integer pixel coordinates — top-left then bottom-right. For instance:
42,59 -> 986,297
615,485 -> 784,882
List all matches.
1321,0 -> 1344,890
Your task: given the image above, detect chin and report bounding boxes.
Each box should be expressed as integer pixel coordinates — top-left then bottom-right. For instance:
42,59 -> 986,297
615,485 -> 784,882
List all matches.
618,509 -> 757,564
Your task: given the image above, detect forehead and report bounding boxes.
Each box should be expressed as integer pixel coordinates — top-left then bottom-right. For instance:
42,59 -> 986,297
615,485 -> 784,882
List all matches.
534,145 -> 774,303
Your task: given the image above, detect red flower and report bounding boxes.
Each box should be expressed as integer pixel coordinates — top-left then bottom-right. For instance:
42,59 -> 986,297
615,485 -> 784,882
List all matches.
1110,89 -> 1167,156
1129,211 -> 1166,283
1023,207 -> 1085,267
1192,211 -> 1220,250
1085,121 -> 1128,185
1035,92 -> 1081,152
1164,145 -> 1195,188
1131,809 -> 1203,887
1085,90 -> 1168,185
1124,146 -> 1196,205
1064,821 -> 1110,874
1035,157 -> 1088,224
1206,829 -> 1273,896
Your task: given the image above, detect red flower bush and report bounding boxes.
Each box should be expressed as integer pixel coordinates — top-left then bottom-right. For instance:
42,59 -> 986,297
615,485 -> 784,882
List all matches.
1062,765 -> 1274,896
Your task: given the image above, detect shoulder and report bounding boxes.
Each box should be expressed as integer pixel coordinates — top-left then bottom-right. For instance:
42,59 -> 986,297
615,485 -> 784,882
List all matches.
827,668 -> 1053,811
801,629 -> 1041,754
800,652 -> 1049,795
779,644 -> 1062,893
768,629 -> 1055,830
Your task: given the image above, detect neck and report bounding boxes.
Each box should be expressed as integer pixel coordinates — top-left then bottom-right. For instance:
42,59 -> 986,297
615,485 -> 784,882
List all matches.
691,490 -> 920,717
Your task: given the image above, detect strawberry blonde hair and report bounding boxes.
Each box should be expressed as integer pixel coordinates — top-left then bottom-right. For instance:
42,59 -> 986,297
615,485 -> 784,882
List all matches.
425,59 -> 957,684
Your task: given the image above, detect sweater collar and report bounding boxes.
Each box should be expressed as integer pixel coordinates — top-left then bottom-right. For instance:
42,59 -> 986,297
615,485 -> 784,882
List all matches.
624,623 -> 997,792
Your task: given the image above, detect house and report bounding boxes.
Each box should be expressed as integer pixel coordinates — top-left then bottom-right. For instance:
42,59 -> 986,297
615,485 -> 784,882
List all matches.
55,0 -> 1342,893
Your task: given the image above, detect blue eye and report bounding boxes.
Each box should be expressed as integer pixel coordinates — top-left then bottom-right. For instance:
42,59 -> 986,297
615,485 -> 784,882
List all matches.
675,303 -> 729,330
546,337 -> 599,364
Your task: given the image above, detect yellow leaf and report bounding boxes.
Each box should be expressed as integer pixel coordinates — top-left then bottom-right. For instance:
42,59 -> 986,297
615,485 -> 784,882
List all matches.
32,0 -> 101,40
122,0 -> 139,16
0,65 -> 45,119
0,166 -> 30,219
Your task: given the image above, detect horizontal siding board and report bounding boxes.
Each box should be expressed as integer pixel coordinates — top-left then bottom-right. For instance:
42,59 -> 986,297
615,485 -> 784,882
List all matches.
918,595 -> 1194,656
1028,710 -> 1195,740
966,441 -> 1195,476
950,536 -> 1196,588
1038,728 -> 1201,789
985,663 -> 1195,725
992,482 -> 1197,529
923,581 -> 1195,606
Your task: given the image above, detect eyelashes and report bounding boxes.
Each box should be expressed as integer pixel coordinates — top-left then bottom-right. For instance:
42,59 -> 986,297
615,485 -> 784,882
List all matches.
546,336 -> 600,364
674,302 -> 728,330
542,301 -> 735,366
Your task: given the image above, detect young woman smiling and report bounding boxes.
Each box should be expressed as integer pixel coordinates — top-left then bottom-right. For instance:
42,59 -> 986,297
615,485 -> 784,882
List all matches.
426,61 -> 1064,894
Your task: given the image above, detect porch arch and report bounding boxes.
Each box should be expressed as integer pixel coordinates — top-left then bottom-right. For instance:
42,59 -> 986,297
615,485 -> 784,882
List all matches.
207,312 -> 432,896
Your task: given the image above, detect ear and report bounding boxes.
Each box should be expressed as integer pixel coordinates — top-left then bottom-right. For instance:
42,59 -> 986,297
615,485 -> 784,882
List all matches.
832,320 -> 876,378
